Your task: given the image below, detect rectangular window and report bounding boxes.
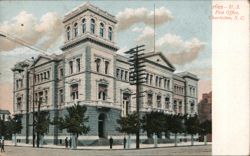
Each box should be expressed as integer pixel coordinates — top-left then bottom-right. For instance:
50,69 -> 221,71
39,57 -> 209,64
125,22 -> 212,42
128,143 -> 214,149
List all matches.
16,80 -> 19,89
45,90 -> 48,104
47,71 -> 50,79
145,73 -> 149,84
164,79 -> 166,88
95,58 -> 101,73
60,68 -> 63,79
105,61 -> 109,74
174,100 -> 177,114
17,97 -> 22,110
38,91 -> 43,105
147,94 -> 153,106
116,69 -> 120,78
159,78 -> 162,88
69,61 -> 73,74
121,70 -> 124,80
40,73 -> 43,81
35,93 -> 38,106
59,89 -> 64,103
44,72 -> 46,80
155,76 -> 158,87
150,75 -> 153,85
76,58 -> 80,72
167,79 -> 170,90
157,96 -> 161,108
165,97 -> 169,109
37,75 -> 40,82
20,79 -> 23,88
178,101 -> 182,114
98,84 -> 107,100
125,71 -> 128,81
71,84 -> 78,100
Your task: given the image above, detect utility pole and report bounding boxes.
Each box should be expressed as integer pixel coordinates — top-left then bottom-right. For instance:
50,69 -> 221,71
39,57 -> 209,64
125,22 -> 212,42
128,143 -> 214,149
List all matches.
32,68 -> 35,147
125,45 -> 146,149
36,98 -> 42,148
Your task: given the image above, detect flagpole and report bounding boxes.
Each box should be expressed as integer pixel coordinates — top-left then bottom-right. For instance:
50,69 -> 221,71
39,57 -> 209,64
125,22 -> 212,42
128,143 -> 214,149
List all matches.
154,3 -> 156,53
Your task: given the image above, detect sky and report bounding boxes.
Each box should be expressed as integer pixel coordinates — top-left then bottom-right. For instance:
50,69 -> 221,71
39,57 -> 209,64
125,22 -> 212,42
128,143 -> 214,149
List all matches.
0,0 -> 212,113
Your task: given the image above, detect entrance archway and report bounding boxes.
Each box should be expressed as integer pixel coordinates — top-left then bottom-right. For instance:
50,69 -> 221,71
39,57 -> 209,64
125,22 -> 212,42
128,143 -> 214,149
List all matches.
98,113 -> 106,138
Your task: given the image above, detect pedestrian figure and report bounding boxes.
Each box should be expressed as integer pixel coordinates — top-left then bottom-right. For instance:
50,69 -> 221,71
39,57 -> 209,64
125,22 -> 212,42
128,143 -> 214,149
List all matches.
109,137 -> 113,149
69,137 -> 72,148
65,137 -> 68,148
123,137 -> 127,149
1,139 -> 4,152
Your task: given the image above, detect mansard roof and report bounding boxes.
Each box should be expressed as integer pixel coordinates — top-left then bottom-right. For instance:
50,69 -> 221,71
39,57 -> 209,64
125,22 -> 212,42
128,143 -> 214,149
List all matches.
63,2 -> 117,24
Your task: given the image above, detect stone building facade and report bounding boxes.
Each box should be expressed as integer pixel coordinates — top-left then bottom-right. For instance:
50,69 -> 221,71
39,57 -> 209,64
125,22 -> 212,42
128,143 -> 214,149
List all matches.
12,2 -> 198,145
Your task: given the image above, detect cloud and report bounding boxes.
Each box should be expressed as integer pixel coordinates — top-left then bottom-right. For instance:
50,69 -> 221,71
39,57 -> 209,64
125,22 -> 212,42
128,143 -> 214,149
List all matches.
165,37 -> 206,65
116,7 -> 173,31
133,26 -> 206,64
0,11 -> 63,52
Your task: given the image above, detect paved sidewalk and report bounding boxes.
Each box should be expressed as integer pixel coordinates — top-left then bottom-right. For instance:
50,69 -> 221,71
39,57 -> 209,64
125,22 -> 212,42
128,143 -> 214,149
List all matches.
0,144 -> 212,156
5,140 -> 211,150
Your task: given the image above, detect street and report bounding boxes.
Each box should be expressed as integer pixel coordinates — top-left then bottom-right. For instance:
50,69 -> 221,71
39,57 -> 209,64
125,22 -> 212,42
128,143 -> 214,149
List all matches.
0,145 -> 211,156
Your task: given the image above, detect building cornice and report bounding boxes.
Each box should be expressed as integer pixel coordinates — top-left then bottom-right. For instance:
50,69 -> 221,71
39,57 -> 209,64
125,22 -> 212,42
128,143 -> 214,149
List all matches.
60,34 -> 119,51
63,3 -> 117,24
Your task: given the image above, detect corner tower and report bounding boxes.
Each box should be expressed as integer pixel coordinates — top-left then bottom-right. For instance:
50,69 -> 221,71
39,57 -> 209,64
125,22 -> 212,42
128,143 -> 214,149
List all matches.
61,2 -> 118,51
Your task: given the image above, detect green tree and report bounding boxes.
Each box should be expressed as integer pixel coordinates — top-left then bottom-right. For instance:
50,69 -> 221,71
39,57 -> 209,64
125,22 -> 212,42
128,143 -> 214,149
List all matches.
0,119 -> 6,139
185,114 -> 200,146
141,111 -> 165,138
116,112 -> 140,135
199,120 -> 212,145
6,114 -> 23,146
34,111 -> 50,147
53,104 -> 90,149
168,114 -> 185,146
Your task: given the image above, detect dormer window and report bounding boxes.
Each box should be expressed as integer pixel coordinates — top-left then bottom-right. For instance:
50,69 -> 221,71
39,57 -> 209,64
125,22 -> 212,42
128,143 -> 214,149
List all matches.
100,23 -> 104,38
74,23 -> 78,37
108,27 -> 112,41
82,18 -> 86,33
67,26 -> 70,40
90,19 -> 95,34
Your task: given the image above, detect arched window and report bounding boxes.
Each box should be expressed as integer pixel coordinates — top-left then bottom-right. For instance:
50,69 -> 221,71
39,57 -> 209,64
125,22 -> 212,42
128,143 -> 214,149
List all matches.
82,18 -> 86,33
100,23 -> 104,38
67,26 -> 70,40
108,27 -> 112,41
74,23 -> 78,37
90,19 -> 95,34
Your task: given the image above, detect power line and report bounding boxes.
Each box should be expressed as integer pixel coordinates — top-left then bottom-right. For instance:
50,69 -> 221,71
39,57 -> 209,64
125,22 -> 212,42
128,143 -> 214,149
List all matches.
0,31 -> 50,56
154,3 -> 156,53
